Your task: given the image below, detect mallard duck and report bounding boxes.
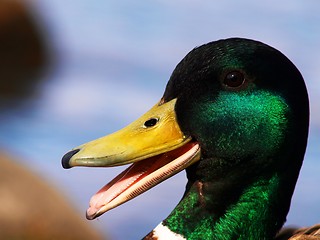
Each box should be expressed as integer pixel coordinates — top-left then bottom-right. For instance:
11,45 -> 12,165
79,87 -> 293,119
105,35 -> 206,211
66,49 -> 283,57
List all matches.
62,38 -> 317,239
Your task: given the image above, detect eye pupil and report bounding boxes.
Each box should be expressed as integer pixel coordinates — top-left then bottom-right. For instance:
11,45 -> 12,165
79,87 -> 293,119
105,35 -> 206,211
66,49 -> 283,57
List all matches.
224,71 -> 245,88
144,118 -> 158,127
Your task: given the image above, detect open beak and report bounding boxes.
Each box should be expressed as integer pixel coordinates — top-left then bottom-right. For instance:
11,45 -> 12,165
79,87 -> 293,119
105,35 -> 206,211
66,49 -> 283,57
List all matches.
61,98 -> 201,220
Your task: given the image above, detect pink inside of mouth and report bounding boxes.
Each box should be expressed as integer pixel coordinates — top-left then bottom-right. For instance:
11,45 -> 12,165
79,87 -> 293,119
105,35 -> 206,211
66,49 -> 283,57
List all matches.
86,142 -> 199,219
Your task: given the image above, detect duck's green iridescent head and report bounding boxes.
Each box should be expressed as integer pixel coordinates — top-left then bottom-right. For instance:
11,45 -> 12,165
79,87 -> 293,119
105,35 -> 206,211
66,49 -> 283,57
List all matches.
154,38 -> 309,239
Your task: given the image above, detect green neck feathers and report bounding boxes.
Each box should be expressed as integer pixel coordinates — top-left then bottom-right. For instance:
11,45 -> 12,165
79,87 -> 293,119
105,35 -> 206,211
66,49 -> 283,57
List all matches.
164,174 -> 283,240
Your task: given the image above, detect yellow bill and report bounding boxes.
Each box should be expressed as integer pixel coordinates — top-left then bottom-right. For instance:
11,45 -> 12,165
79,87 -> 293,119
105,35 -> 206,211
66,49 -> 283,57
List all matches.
62,98 -> 201,219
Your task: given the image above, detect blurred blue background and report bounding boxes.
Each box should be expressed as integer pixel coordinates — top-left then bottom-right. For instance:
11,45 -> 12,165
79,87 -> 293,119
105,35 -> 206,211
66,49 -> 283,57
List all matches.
1,1 -> 319,239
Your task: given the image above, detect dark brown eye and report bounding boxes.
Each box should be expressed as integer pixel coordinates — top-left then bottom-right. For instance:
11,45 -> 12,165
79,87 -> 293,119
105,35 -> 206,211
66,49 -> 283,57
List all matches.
223,71 -> 245,88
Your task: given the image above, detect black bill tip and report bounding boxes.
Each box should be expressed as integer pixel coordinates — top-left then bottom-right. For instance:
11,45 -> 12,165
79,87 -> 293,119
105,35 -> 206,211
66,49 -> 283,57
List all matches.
62,149 -> 80,169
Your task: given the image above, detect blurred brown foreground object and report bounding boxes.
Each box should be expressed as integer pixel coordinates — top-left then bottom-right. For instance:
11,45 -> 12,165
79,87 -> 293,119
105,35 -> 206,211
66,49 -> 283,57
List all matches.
0,0 -> 48,101
0,152 -> 104,240
0,1 -> 105,239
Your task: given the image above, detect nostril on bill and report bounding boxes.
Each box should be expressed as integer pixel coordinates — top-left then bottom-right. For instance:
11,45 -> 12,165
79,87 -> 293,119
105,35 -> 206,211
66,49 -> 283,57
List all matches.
61,149 -> 80,169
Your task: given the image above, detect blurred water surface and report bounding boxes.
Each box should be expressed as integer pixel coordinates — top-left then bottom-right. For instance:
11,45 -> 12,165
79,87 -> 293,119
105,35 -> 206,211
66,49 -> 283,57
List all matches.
1,1 -> 319,239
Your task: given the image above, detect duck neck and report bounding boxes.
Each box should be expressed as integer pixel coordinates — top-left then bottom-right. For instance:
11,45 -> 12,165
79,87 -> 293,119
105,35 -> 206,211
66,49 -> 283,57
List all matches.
153,171 -> 291,240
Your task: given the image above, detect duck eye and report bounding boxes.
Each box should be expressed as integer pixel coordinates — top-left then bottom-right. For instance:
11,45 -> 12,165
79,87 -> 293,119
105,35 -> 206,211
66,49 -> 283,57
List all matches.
144,118 -> 159,128
223,71 -> 245,88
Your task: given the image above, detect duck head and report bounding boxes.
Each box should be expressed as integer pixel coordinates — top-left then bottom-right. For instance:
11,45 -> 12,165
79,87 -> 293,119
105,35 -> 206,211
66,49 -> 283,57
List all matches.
62,38 -> 309,239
